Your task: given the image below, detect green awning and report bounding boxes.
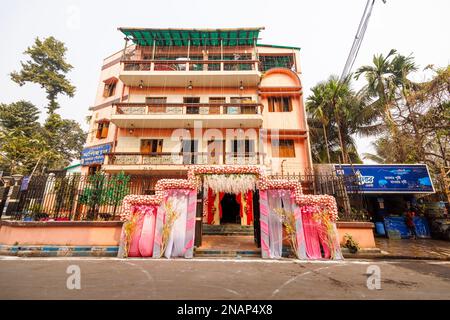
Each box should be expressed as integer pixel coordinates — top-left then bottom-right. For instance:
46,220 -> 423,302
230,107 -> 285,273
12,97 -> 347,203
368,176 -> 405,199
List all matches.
118,27 -> 264,46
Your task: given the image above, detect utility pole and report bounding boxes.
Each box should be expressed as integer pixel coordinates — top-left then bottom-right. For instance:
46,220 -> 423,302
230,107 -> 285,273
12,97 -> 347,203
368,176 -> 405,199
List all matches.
332,0 -> 386,164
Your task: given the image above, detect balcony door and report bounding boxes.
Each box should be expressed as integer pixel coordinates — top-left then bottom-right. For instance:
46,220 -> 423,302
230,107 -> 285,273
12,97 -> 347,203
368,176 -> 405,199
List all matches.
146,97 -> 167,113
141,139 -> 163,153
181,139 -> 198,164
207,139 -> 224,165
230,139 -> 255,164
228,97 -> 252,114
184,97 -> 200,114
208,97 -> 225,114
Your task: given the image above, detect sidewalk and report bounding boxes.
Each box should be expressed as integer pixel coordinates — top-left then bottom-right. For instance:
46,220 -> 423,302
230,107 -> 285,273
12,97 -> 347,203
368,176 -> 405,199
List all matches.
374,238 -> 450,261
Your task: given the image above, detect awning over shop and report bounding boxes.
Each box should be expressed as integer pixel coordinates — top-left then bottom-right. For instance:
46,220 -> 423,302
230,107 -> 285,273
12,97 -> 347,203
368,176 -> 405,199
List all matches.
335,164 -> 435,194
118,27 -> 264,46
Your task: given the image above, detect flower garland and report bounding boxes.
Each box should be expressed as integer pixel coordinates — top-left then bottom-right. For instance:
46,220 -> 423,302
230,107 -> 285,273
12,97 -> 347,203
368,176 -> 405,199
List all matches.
120,194 -> 165,221
155,179 -> 197,191
258,178 -> 303,199
120,165 -> 338,222
296,195 -> 338,221
188,165 -> 264,180
203,174 -> 257,194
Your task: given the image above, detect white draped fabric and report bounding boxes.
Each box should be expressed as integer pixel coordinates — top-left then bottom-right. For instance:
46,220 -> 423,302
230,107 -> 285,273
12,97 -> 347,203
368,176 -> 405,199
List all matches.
165,191 -> 189,258
267,190 -> 283,259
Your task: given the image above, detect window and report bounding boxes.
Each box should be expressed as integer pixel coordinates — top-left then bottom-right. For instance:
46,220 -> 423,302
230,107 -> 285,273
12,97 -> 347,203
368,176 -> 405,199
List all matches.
146,97 -> 167,113
208,97 -> 226,114
228,97 -> 253,114
259,55 -> 295,72
88,165 -> 101,176
272,139 -> 295,158
181,139 -> 198,164
268,97 -> 292,112
103,82 -> 116,98
184,97 -> 200,114
96,121 -> 109,139
141,139 -> 163,153
231,139 -> 255,157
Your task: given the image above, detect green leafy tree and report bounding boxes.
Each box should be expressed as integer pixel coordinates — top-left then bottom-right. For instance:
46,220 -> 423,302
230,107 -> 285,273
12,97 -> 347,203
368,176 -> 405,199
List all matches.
79,172 -> 130,220
0,100 -> 40,135
306,75 -> 378,164
43,113 -> 86,169
355,50 -> 418,162
10,37 -> 75,114
5,37 -> 86,173
0,101 -> 46,174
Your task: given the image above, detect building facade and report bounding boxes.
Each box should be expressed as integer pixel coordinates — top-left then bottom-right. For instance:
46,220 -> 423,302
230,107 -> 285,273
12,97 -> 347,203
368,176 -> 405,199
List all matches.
82,27 -> 313,185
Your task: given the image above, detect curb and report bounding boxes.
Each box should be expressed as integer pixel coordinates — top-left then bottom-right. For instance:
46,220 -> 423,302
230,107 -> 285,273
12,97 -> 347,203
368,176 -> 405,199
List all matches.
0,245 -> 118,257
344,253 -> 450,261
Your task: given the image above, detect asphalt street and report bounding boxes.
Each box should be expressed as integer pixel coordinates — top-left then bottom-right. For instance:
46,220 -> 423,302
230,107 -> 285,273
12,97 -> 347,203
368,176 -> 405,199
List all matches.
0,257 -> 449,299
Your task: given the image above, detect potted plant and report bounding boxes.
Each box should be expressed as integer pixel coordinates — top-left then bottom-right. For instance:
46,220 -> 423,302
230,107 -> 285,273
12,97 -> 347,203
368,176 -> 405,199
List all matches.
343,233 -> 360,254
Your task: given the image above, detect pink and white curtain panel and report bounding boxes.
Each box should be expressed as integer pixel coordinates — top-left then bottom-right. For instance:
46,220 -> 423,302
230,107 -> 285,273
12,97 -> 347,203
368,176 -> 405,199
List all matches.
259,189 -> 343,260
118,189 -> 197,259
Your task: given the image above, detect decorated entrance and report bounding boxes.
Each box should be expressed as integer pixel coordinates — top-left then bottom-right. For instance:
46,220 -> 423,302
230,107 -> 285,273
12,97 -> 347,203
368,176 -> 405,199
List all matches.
117,165 -> 343,260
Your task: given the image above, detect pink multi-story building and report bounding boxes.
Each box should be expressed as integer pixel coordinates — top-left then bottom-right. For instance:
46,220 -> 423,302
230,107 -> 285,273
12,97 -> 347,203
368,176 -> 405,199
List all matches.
82,27 -> 313,186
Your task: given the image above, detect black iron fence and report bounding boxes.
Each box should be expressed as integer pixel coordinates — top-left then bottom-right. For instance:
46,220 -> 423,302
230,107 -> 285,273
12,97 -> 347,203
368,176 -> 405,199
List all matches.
267,172 -> 368,221
0,171 -> 367,222
1,173 -> 169,221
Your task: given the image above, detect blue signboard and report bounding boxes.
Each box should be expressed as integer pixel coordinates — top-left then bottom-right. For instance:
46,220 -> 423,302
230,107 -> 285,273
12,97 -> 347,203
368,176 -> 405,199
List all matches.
384,216 -> 431,239
335,164 -> 434,193
20,176 -> 30,191
81,144 -> 111,165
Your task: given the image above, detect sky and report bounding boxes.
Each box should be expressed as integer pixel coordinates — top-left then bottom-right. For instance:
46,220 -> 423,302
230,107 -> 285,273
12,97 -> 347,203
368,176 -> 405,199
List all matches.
1,0 -> 449,162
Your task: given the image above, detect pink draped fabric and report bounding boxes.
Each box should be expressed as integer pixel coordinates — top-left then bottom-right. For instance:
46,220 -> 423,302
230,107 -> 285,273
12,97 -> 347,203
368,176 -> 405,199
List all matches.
317,225 -> 331,259
139,209 -> 157,257
128,213 -> 145,257
301,208 -> 322,259
259,190 -> 270,258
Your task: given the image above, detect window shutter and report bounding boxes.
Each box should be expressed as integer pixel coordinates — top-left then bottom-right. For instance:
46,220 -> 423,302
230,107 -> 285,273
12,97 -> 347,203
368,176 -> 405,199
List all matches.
100,123 -> 109,138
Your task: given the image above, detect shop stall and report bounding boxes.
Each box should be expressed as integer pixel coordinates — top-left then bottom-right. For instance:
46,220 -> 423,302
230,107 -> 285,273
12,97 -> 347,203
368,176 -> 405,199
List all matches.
335,164 -> 435,239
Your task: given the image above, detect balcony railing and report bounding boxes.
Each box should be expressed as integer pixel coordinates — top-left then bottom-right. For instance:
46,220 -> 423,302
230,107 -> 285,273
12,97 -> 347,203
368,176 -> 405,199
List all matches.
105,152 -> 265,166
121,59 -> 259,72
113,103 -> 263,115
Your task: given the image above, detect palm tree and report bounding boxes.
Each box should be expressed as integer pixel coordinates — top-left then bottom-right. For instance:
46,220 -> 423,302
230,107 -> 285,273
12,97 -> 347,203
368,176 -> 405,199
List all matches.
307,75 -> 376,164
355,49 -> 398,129
306,84 -> 331,163
355,50 -> 418,162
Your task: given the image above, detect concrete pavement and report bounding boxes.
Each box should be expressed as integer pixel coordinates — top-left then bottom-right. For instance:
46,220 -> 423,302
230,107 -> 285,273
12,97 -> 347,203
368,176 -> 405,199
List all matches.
0,257 -> 449,299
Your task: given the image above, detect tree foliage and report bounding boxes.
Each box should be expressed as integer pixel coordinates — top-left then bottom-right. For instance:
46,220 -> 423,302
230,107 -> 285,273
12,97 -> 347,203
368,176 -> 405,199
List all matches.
306,75 -> 377,164
10,37 -> 75,114
1,37 -> 86,174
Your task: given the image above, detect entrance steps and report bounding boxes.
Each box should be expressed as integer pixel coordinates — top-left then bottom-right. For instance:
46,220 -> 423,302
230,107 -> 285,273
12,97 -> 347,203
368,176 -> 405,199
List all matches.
194,248 -> 261,258
195,235 -> 261,258
202,224 -> 254,236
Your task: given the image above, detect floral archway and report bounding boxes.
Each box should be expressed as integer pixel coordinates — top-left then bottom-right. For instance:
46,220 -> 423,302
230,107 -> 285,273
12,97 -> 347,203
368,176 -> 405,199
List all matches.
117,165 -> 343,260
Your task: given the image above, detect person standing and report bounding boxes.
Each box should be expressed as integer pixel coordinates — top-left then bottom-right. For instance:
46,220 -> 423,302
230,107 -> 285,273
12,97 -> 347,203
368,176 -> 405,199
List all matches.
405,208 -> 417,239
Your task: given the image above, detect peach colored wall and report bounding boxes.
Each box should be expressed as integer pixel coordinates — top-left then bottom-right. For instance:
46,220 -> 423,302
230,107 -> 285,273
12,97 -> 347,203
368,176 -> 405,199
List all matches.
0,223 -> 376,249
83,43 -> 310,174
0,224 -> 122,246
337,226 -> 376,249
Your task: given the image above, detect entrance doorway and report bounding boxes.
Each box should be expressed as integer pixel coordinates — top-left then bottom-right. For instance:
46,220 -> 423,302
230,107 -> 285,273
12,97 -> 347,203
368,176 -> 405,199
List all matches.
220,193 -> 241,224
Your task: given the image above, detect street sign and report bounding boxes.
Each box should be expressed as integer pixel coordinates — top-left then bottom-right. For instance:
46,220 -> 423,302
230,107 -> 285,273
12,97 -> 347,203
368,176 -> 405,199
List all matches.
80,143 -> 112,165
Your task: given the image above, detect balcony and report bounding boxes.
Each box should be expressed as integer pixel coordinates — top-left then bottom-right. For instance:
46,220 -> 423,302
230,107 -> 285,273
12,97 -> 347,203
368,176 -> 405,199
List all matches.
103,152 -> 265,172
110,102 -> 264,128
119,59 -> 261,87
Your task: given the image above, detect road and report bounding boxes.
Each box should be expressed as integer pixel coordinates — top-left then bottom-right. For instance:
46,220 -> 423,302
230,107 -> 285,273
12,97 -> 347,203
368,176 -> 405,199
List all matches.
0,257 -> 449,299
